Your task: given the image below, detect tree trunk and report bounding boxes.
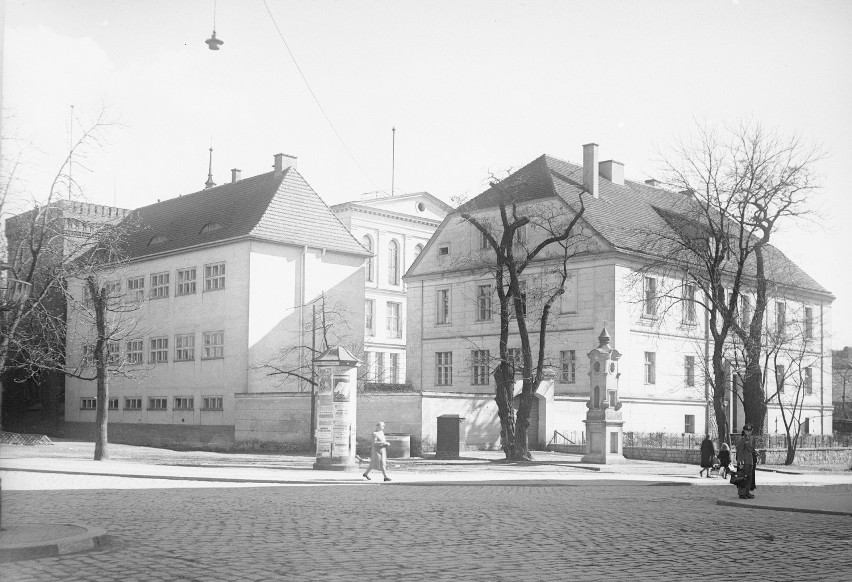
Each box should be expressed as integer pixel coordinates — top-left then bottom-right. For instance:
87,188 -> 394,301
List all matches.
711,344 -> 729,444
93,364 -> 109,461
493,363 -> 516,458
512,383 -> 534,461
92,278 -> 109,461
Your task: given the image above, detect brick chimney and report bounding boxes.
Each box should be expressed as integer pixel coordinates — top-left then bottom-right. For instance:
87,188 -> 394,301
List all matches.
599,160 -> 624,186
273,153 -> 298,174
231,168 -> 242,183
583,143 -> 599,198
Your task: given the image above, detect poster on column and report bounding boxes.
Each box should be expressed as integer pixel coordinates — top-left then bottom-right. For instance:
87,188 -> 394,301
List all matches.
315,367 -> 333,459
332,373 -> 354,456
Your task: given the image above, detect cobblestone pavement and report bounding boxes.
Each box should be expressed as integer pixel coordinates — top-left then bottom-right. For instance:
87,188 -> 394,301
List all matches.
2,479 -> 850,581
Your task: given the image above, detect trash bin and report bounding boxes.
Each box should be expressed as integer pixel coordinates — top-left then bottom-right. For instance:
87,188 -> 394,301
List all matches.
386,434 -> 411,459
436,414 -> 465,459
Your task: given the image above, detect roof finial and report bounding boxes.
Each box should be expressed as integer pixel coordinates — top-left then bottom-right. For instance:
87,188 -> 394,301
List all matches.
205,145 -> 216,189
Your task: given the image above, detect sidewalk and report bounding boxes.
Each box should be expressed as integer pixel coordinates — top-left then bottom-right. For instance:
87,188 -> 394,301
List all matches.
2,441 -> 850,561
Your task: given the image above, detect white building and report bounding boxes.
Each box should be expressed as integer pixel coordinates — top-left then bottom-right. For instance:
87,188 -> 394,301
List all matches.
404,145 -> 834,450
64,154 -> 370,446
331,192 -> 450,386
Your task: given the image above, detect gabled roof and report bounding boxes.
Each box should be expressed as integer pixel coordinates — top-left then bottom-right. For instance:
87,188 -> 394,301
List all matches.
412,153 -> 831,297
119,168 -> 369,261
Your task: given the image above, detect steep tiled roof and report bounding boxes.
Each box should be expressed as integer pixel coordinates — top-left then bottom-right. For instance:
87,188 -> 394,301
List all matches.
119,169 -> 368,260
442,154 -> 830,296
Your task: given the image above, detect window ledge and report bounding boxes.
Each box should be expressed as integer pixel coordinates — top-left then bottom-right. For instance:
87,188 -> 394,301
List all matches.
201,356 -> 225,361
201,408 -> 224,412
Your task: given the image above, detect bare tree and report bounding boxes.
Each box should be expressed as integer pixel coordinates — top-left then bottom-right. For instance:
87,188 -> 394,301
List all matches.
653,121 -> 824,437
458,172 -> 587,460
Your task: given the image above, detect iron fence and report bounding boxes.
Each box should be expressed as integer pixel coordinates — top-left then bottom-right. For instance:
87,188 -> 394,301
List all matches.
622,431 -> 852,449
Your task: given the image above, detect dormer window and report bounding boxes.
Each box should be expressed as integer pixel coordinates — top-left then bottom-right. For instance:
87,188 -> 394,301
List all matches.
199,222 -> 224,234
148,235 -> 168,246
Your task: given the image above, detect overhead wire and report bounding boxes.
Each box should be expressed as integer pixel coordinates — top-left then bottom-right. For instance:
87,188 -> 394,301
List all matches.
261,0 -> 380,191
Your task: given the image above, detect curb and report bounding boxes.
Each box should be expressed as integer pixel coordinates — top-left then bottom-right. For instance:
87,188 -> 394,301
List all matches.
0,523 -> 108,562
716,499 -> 852,517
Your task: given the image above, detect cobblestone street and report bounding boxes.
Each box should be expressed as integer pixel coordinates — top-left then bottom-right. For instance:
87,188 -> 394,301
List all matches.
3,478 -> 850,581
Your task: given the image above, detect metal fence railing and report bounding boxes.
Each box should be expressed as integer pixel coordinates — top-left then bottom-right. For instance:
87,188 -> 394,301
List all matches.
549,430 -> 585,446
620,431 -> 852,449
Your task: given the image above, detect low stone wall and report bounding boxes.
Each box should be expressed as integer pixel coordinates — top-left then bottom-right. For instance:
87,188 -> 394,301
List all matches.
624,446 -> 701,464
759,447 -> 852,467
62,421 -> 235,449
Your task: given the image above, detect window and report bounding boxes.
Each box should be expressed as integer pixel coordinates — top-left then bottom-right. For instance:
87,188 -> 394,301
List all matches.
365,300 -> 375,336
683,283 -> 697,324
560,350 -> 576,384
413,243 -> 423,259
685,356 -> 695,387
386,302 -> 402,338
125,398 -> 142,410
476,284 -> 492,321
436,352 -> 453,386
436,288 -> 450,324
775,364 -> 785,394
644,352 -> 656,384
204,262 -> 226,291
560,273 -> 578,314
643,277 -> 658,317
438,245 -> 449,256
388,240 -> 400,285
176,267 -> 197,296
126,339 -> 143,365
480,229 -> 490,250
801,418 -> 810,435
108,398 -> 119,410
105,280 -> 121,300
684,415 -> 696,434
148,397 -> 167,411
175,334 -> 195,361
82,285 -> 94,309
80,397 -> 97,410
804,307 -> 813,340
389,353 -> 400,384
362,236 -> 374,282
203,331 -> 224,359
106,341 -> 120,366
81,345 -> 94,368
364,351 -> 375,379
150,272 -> 169,299
775,302 -> 786,334
376,352 -> 386,382
515,224 -> 528,245
199,222 -> 223,234
740,295 -> 751,327
174,397 -> 194,411
202,396 -> 223,411
150,337 -> 168,364
472,350 -> 490,385
127,276 -> 145,303
507,348 -> 523,375
804,367 -> 813,395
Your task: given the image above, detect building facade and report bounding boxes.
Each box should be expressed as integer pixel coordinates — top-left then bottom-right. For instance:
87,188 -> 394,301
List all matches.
331,192 -> 450,386
405,145 -> 834,449
63,154 -> 370,446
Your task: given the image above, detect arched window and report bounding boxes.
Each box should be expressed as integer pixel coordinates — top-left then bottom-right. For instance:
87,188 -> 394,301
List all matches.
388,240 -> 400,285
362,235 -> 374,282
414,243 -> 423,259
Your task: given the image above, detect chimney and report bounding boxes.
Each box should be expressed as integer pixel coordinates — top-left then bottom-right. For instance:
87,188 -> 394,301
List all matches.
599,160 -> 624,186
583,143 -> 599,198
645,178 -> 661,188
231,168 -> 242,183
273,153 -> 298,174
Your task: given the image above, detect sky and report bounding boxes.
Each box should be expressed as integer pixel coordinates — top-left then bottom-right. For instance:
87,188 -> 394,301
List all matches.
2,0 -> 851,346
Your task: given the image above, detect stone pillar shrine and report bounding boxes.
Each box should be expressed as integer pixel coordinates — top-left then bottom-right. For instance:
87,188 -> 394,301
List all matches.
313,346 -> 360,471
582,326 -> 626,464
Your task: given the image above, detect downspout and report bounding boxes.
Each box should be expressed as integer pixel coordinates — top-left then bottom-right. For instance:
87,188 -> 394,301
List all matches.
301,245 -> 308,392
820,302 -> 824,434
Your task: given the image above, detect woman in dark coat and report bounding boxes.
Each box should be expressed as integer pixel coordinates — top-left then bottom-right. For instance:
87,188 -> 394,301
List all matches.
699,434 -> 716,477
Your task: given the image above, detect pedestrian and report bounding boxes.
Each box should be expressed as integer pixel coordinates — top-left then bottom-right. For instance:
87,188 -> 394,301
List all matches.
363,421 -> 391,482
718,442 -> 732,478
735,424 -> 756,499
699,434 -> 716,477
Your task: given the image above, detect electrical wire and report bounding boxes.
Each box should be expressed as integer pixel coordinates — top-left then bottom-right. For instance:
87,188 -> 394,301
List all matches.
261,0 -> 379,191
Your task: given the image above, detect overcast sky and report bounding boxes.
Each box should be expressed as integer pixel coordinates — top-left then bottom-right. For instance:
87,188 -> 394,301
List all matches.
3,0 -> 851,346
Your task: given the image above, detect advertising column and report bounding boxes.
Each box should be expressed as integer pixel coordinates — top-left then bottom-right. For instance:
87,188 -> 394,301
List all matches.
313,347 -> 360,471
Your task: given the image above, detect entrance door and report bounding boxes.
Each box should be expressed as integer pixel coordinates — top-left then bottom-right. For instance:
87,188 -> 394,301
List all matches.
513,395 -> 540,450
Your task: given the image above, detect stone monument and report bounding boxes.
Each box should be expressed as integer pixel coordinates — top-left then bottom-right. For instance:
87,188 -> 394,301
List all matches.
582,326 -> 626,464
313,346 -> 360,471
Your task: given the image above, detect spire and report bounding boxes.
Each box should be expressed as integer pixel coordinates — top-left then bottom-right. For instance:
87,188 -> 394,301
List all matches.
205,146 -> 216,189
598,324 -> 611,348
